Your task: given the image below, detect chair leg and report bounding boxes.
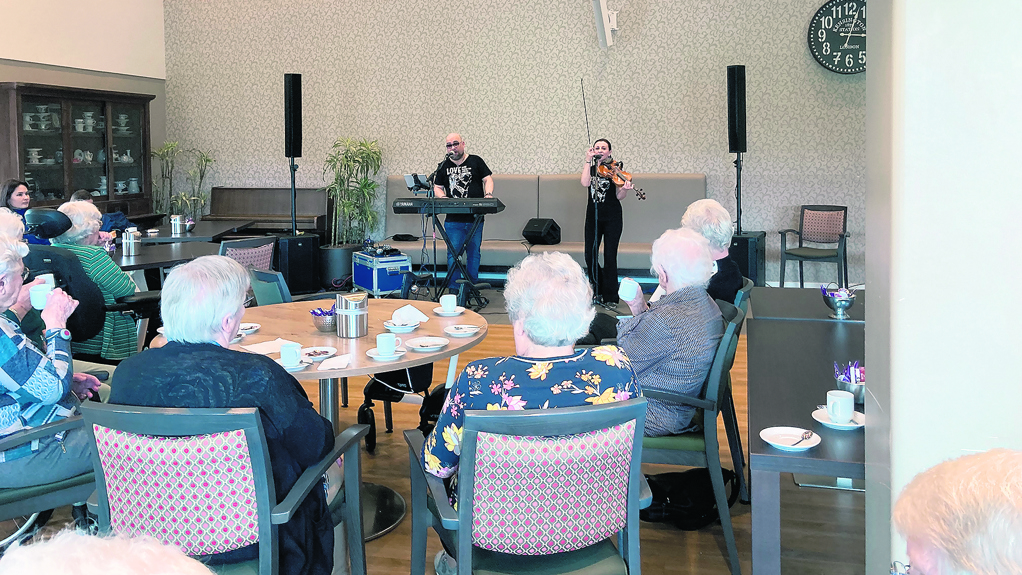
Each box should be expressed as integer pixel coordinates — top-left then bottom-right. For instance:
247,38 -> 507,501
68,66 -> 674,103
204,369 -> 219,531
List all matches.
384,401 -> 394,433
837,260 -> 844,290
344,441 -> 367,575
723,387 -> 750,504
778,254 -> 786,287
798,261 -> 804,288
706,435 -> 742,575
408,446 -> 428,575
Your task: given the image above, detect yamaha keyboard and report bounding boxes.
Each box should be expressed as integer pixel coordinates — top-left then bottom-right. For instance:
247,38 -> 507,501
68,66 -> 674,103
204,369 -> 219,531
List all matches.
392,197 -> 505,215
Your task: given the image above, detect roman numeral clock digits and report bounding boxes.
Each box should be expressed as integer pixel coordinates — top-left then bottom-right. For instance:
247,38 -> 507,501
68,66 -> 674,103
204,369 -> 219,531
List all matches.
808,0 -> 866,74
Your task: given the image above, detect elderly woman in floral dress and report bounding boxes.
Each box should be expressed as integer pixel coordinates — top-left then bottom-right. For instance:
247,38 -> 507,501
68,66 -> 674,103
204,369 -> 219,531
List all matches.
422,251 -> 641,575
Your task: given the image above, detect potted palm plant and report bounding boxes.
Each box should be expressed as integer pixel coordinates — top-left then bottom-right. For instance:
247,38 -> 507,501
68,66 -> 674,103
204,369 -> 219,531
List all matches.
320,138 -> 383,288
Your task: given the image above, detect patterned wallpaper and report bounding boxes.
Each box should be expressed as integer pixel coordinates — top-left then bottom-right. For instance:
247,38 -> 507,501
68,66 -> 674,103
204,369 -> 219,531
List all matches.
164,0 -> 865,285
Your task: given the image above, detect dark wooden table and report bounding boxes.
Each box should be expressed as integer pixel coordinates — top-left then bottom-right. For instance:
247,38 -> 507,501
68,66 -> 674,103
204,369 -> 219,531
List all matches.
113,241 -> 221,271
140,219 -> 255,244
750,287 -> 865,322
747,318 -> 865,574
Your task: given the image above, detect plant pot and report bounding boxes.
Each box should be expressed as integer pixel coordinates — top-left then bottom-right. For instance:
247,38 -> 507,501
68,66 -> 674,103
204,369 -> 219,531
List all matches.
320,244 -> 358,290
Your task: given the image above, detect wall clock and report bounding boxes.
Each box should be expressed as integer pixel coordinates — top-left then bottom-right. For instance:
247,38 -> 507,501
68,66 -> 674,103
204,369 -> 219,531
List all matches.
808,0 -> 866,74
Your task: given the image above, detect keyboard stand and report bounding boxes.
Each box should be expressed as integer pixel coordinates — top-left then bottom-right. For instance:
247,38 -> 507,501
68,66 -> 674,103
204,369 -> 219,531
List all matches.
430,213 -> 488,309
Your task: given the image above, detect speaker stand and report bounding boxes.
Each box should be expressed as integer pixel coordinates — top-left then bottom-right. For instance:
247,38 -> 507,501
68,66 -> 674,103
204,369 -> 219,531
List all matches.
733,151 -> 744,235
288,156 -> 299,236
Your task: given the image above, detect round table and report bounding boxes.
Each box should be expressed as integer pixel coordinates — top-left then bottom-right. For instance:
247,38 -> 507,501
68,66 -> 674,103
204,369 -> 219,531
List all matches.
235,297 -> 488,540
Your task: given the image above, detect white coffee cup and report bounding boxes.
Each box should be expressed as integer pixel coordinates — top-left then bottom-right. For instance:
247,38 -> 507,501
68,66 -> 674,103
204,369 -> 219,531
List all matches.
376,333 -> 402,356
826,390 -> 855,425
618,277 -> 640,302
440,293 -> 458,313
279,342 -> 302,367
37,273 -> 55,288
30,284 -> 52,311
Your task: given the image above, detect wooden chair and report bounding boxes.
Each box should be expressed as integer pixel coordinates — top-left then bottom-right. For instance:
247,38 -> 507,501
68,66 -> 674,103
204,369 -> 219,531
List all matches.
405,398 -> 651,575
220,237 -> 277,272
0,417 -> 95,551
79,403 -> 369,575
642,302 -> 747,575
778,205 -> 849,288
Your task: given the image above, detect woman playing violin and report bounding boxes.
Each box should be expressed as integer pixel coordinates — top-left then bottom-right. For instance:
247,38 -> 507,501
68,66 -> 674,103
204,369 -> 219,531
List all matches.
581,139 -> 633,308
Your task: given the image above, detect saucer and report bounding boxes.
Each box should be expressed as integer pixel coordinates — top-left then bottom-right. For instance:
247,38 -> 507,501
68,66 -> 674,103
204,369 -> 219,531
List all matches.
383,320 -> 419,333
238,323 -> 261,335
406,337 -> 449,352
811,408 -> 865,430
433,306 -> 465,317
302,346 -> 337,362
366,347 -> 407,361
274,358 -> 310,373
444,324 -> 481,338
759,426 -> 821,452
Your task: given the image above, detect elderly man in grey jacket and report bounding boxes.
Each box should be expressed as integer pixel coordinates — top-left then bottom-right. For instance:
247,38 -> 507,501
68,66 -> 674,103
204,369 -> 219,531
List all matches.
617,227 -> 723,436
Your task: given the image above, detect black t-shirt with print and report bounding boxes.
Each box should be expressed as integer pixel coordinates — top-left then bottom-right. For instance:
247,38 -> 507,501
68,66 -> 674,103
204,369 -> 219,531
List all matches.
434,154 -> 493,223
587,161 -> 622,221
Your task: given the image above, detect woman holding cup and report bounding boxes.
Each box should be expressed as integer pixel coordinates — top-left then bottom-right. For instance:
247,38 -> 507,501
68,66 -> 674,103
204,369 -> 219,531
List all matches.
0,234 -> 102,488
1,179 -> 49,245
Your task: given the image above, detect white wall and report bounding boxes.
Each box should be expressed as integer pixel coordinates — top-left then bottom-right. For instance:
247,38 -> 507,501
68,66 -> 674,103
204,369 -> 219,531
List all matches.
0,0 -> 165,79
865,0 -> 1022,571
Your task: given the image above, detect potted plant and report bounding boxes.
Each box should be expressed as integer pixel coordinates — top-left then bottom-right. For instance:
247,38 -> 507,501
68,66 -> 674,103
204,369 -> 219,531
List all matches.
320,138 -> 383,288
151,141 -> 181,215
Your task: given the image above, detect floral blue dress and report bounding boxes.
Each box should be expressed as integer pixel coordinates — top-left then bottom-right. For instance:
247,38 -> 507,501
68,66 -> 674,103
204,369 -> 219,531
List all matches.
422,345 -> 641,506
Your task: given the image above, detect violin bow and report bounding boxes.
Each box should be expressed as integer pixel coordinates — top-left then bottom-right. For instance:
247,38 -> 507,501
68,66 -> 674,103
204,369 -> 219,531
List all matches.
581,78 -> 592,147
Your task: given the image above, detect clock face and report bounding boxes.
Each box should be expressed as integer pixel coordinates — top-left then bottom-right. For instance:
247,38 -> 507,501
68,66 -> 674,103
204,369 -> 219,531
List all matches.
808,0 -> 866,74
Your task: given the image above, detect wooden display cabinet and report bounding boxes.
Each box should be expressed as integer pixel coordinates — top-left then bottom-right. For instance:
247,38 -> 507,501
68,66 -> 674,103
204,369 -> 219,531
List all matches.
0,83 -> 155,217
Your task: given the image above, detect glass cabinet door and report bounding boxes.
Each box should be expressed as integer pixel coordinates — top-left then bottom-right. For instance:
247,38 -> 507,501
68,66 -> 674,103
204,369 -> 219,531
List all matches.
69,101 -> 107,198
20,96 -> 64,202
110,103 -> 144,197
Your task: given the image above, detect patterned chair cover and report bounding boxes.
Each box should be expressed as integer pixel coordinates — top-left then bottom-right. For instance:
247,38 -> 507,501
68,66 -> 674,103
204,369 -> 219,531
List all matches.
469,420 -> 636,555
91,424 -> 260,556
225,243 -> 274,271
802,208 -> 846,244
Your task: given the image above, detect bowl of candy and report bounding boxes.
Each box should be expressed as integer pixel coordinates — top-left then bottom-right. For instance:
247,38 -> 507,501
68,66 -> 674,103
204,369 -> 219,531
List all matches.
311,305 -> 337,332
835,361 -> 865,404
185,218 -> 196,232
821,285 -> 856,320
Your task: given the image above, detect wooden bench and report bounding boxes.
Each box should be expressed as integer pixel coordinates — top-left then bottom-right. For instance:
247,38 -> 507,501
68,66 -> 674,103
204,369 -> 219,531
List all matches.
205,187 -> 329,232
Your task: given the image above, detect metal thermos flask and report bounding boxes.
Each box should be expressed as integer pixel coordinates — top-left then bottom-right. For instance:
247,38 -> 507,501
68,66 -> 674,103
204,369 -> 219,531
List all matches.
335,292 -> 368,338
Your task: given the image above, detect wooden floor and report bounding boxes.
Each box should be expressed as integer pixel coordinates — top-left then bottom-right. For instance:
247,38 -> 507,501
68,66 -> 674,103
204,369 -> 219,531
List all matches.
7,324 -> 865,574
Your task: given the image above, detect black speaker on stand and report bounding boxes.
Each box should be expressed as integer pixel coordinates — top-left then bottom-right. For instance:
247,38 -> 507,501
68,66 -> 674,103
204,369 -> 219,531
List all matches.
726,65 -> 764,285
280,73 -> 319,293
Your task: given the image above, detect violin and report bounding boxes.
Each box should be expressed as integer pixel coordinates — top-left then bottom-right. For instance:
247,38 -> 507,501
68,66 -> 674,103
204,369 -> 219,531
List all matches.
596,160 -> 646,200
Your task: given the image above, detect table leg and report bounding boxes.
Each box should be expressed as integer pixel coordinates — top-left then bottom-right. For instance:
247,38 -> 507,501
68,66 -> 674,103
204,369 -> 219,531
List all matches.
320,377 -> 341,434
751,468 -> 781,575
445,354 -> 460,389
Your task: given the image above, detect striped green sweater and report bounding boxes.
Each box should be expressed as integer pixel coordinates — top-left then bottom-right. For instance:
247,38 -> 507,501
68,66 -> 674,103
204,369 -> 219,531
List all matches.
52,242 -> 138,360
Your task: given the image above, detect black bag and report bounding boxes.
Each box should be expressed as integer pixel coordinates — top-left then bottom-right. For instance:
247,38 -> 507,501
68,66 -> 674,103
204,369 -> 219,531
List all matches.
640,468 -> 740,530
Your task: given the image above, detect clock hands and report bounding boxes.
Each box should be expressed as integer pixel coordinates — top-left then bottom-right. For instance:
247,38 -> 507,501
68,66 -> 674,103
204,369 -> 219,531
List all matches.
840,7 -> 864,49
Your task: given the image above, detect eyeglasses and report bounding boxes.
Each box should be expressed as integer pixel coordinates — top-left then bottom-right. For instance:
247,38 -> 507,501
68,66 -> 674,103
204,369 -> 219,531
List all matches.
891,562 -> 912,575
445,141 -> 462,148
20,268 -> 29,281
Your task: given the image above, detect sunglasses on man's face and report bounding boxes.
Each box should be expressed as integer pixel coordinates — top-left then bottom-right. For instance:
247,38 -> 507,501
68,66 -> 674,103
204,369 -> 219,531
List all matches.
445,141 -> 462,148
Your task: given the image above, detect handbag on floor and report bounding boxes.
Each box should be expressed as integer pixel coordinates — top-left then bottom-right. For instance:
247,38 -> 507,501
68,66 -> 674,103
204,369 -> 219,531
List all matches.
640,468 -> 740,530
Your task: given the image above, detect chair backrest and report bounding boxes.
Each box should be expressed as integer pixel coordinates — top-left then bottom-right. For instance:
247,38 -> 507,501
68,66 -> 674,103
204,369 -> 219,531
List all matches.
220,237 -> 277,271
457,398 -> 647,557
799,205 -> 847,244
733,276 -> 753,314
250,269 -> 292,305
80,403 -> 276,565
703,301 -> 746,411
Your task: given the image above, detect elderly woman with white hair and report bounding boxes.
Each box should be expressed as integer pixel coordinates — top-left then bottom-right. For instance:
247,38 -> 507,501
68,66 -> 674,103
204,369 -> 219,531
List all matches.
109,255 -> 335,575
424,251 -> 640,574
892,448 -> 1022,575
681,199 -> 743,302
53,201 -> 137,361
0,235 -> 102,488
617,228 -> 723,437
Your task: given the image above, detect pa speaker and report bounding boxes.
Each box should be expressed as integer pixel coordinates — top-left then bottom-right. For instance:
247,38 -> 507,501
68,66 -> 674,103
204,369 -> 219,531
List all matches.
284,73 -> 302,158
729,231 -> 765,287
522,218 -> 561,245
275,234 -> 319,294
727,65 -> 746,153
